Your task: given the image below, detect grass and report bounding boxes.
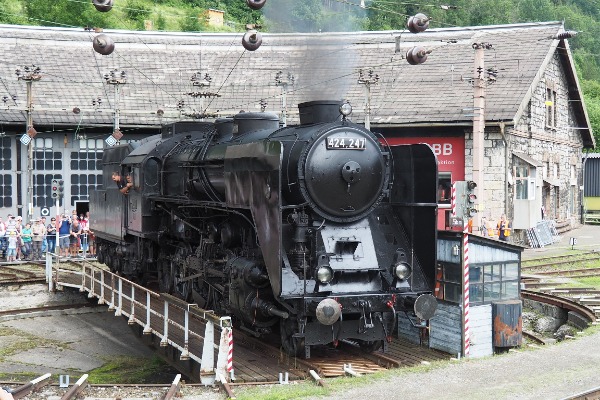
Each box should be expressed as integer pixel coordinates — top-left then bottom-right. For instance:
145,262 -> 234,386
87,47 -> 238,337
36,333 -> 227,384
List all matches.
87,355 -> 173,384
0,326 -> 68,359
572,276 -> 600,289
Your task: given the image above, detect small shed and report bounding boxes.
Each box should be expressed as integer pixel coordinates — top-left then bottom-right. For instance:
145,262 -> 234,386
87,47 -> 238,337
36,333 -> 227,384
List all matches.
206,9 -> 224,28
425,232 -> 524,358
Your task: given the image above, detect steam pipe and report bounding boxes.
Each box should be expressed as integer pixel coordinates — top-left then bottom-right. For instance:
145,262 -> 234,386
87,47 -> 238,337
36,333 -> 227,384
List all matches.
252,298 -> 289,319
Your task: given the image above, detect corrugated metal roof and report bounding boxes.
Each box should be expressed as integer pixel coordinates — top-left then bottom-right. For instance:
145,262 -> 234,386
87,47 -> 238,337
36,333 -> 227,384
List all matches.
0,22 -> 592,147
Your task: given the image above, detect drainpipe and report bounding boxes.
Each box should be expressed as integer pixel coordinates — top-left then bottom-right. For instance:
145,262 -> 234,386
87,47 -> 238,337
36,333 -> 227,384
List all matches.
499,122 -> 509,218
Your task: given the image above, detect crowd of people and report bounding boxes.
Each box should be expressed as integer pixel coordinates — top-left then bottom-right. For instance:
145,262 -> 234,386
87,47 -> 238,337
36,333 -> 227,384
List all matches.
0,210 -> 95,262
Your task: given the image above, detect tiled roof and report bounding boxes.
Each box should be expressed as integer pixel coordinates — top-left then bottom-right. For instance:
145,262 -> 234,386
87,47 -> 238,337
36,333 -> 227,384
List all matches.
0,22 -> 592,145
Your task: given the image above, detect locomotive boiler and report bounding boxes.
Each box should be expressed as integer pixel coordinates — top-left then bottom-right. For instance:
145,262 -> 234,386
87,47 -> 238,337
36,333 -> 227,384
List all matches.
90,100 -> 439,358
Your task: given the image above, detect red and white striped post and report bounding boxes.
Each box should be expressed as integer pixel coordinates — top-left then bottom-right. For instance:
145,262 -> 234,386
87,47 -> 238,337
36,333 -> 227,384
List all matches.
451,184 -> 457,217
227,327 -> 235,381
463,219 -> 471,357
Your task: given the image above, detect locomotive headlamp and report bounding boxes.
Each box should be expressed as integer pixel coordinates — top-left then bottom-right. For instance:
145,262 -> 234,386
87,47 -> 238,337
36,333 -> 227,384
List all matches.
339,102 -> 352,117
394,262 -> 412,280
317,266 -> 334,284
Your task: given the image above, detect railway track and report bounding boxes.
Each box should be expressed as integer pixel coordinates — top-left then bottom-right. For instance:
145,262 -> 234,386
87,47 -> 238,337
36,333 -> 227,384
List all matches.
521,290 -> 597,324
1,373 -> 184,400
521,250 -> 600,317
0,303 -> 95,318
521,251 -> 600,269
0,263 -> 47,285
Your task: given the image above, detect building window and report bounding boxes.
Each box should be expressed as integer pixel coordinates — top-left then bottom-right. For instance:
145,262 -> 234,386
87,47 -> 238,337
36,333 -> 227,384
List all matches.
515,165 -> 529,200
32,138 -> 63,208
70,173 -> 103,206
70,139 -> 104,206
0,137 -> 11,170
438,172 -> 451,204
553,163 -> 559,179
546,83 -> 557,128
0,174 -> 13,207
71,139 -> 104,171
570,165 -> 576,181
33,138 -> 63,170
0,137 -> 12,207
437,261 -> 519,305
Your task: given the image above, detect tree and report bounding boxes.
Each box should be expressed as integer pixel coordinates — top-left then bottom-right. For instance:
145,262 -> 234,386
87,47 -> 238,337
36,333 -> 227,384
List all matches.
364,0 -> 408,31
581,79 -> 600,149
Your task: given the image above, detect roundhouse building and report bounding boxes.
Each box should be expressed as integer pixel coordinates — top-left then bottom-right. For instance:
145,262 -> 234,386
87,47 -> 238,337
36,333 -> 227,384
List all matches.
0,22 -> 594,243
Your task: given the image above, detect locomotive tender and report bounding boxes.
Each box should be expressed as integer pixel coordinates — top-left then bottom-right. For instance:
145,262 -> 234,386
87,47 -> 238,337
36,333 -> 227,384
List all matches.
91,100 -> 439,358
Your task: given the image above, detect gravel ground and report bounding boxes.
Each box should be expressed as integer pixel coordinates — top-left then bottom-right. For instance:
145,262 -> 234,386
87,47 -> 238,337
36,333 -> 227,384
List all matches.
302,328 -> 600,400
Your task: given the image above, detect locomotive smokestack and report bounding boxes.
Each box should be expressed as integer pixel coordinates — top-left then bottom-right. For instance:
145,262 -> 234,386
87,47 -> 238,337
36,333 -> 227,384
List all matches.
298,100 -> 343,125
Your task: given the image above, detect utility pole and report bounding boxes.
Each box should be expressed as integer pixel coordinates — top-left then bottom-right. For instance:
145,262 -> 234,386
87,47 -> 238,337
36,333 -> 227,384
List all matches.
275,71 -> 294,127
471,43 -> 494,233
104,69 -> 127,146
358,69 -> 379,130
16,65 -> 42,222
185,72 -> 220,120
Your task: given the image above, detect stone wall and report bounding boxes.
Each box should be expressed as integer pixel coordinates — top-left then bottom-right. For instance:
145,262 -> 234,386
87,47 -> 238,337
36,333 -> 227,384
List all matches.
466,52 -> 584,241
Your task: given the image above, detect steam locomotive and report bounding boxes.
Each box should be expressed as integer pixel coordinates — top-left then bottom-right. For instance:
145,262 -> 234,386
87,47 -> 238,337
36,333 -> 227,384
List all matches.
90,100 -> 439,358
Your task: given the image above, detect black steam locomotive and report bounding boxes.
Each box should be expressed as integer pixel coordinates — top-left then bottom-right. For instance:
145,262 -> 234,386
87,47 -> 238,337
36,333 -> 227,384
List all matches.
90,101 -> 439,358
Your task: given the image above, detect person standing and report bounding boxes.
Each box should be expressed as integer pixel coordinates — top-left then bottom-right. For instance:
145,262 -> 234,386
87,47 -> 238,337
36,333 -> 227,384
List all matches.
497,214 -> 511,242
5,215 -> 17,260
86,212 -> 95,257
14,216 -> 23,261
46,217 -> 57,255
6,231 -> 17,262
31,219 -> 46,260
0,217 -> 6,259
21,222 -> 33,260
58,215 -> 71,258
69,219 -> 82,258
79,214 -> 89,254
40,216 -> 48,254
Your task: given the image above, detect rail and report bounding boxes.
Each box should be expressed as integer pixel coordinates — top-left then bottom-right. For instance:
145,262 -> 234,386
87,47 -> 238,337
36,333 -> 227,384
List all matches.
521,289 -> 597,324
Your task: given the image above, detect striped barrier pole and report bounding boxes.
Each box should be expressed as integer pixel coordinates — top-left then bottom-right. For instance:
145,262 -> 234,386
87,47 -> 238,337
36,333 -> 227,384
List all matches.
451,184 -> 457,216
227,328 -> 235,381
216,327 -> 230,382
463,219 -> 471,357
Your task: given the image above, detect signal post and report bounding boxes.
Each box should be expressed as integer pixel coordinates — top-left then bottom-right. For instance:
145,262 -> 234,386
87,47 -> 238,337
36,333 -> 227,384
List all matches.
51,179 -> 64,254
451,180 -> 478,357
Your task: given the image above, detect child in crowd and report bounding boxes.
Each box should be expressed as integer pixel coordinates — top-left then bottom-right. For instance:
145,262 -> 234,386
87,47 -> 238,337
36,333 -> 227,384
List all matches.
6,231 -> 17,262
